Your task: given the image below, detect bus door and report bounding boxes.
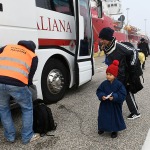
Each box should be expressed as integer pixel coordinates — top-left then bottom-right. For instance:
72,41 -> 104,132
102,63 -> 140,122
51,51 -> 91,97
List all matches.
75,0 -> 94,86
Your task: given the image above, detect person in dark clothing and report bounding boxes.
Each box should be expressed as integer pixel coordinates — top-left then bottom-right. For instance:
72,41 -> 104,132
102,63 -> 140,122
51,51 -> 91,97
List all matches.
0,40 -> 40,144
96,60 -> 127,138
121,41 -> 143,78
138,38 -> 150,70
98,27 -> 141,120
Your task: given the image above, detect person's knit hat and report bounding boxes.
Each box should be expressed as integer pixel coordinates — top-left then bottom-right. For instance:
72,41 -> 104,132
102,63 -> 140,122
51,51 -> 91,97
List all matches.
99,27 -> 114,41
18,40 -> 36,52
106,60 -> 119,77
140,38 -> 145,42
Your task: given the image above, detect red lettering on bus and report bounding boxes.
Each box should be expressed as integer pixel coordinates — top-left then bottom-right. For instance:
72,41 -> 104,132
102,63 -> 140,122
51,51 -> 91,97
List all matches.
66,22 -> 72,33
52,19 -> 59,31
37,16 -> 72,33
38,16 -> 48,30
37,22 -> 40,30
59,20 -> 65,32
48,18 -> 52,31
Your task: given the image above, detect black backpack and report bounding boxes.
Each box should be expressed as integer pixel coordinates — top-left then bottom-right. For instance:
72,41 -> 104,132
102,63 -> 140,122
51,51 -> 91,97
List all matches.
127,58 -> 144,94
33,99 -> 57,136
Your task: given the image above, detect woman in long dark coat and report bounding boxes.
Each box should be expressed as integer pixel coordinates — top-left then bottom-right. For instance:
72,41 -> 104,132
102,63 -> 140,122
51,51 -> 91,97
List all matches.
96,60 -> 127,138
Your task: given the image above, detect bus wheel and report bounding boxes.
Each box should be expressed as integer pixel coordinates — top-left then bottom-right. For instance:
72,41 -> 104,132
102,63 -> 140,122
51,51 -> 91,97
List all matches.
41,59 -> 69,104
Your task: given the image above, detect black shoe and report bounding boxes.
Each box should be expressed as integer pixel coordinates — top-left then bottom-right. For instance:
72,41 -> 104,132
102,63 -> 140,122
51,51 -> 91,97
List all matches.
111,132 -> 118,138
98,130 -> 104,135
127,113 -> 141,120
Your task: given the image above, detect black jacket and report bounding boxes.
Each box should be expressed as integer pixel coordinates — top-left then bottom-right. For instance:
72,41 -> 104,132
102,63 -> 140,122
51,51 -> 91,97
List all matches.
104,39 -> 138,85
138,42 -> 150,57
0,41 -> 38,86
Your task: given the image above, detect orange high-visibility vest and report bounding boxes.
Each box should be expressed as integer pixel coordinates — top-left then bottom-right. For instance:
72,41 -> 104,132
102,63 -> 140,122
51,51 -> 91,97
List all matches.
0,44 -> 36,84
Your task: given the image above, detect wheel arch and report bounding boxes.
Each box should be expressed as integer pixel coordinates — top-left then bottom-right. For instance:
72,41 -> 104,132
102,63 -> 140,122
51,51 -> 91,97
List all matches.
42,54 -> 71,87
40,54 -> 72,103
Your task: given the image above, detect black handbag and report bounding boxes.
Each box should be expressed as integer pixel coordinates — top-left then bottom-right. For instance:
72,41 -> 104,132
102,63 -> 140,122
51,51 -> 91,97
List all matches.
129,77 -> 143,94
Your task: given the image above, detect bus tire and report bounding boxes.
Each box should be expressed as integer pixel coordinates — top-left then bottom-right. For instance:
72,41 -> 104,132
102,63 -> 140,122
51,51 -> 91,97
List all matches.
41,58 -> 69,104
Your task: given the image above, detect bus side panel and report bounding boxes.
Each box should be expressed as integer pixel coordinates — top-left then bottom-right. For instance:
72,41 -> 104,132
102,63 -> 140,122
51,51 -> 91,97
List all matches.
0,0 -> 38,46
78,61 -> 92,86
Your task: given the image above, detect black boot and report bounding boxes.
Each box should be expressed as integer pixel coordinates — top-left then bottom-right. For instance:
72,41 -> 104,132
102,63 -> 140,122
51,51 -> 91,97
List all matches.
98,130 -> 104,135
111,132 -> 118,138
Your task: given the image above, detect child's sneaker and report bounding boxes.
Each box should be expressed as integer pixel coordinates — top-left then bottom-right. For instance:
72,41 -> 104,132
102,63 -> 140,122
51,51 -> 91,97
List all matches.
127,113 -> 141,119
30,133 -> 40,142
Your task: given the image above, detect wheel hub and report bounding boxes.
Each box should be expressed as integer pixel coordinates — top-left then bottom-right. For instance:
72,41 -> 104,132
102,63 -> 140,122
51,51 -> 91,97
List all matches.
47,69 -> 64,94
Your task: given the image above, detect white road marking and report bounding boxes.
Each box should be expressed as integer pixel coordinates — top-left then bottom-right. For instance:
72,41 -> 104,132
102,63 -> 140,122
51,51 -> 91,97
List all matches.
142,129 -> 150,150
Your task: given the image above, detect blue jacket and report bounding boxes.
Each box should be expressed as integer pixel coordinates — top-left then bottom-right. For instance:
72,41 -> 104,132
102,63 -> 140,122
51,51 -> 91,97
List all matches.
96,79 -> 127,132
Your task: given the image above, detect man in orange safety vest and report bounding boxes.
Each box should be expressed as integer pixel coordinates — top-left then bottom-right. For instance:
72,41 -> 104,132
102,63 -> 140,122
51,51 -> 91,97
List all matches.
0,40 -> 39,144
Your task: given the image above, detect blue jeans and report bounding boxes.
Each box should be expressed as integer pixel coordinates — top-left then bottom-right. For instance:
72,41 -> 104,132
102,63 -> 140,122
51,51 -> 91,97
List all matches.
0,84 -> 34,144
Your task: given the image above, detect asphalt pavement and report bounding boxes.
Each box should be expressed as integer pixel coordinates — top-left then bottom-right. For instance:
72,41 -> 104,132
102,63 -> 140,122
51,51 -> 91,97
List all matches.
0,56 -> 150,150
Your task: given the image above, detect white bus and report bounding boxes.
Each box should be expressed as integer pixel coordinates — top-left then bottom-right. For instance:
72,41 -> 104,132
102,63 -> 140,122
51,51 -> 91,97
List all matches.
0,0 -> 101,104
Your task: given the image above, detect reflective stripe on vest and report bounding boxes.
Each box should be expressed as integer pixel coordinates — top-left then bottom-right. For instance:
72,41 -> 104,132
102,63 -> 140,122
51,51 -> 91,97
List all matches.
0,57 -> 30,72
0,65 -> 28,78
0,45 -> 36,84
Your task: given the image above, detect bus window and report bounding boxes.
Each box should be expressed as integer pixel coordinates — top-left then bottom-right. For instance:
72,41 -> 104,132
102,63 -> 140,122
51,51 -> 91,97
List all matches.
36,0 -> 74,16
36,0 -> 51,9
79,0 -> 92,56
53,0 -> 74,16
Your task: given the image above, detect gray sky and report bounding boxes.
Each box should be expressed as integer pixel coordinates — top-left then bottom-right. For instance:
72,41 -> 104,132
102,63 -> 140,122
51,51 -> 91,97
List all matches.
121,0 -> 150,37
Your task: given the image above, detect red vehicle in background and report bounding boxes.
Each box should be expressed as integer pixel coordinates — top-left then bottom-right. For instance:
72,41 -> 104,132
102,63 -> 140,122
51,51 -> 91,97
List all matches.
91,0 -> 127,54
124,25 -> 150,48
90,0 -> 149,54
